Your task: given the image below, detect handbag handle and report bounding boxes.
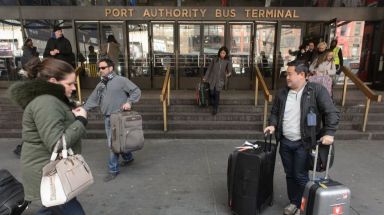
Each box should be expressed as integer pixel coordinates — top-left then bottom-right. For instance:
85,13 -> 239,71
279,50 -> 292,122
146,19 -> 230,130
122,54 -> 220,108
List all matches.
50,135 -> 74,161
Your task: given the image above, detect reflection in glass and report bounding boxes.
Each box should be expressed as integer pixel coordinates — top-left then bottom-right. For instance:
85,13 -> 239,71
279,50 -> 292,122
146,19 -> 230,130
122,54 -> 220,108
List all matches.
76,22 -> 99,77
152,23 -> 174,76
230,25 -> 251,76
203,25 -> 224,74
280,26 -> 301,73
255,24 -> 276,77
0,20 -> 22,81
179,25 -> 201,77
128,24 -> 149,77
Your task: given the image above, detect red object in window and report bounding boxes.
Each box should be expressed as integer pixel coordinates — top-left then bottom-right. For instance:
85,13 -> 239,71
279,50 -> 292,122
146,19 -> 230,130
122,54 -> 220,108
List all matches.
221,0 -> 227,6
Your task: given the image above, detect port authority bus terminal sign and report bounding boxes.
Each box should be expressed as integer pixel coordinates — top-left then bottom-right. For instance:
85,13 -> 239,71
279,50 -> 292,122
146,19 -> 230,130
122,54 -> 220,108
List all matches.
105,8 -> 300,20
1,6 -> 383,21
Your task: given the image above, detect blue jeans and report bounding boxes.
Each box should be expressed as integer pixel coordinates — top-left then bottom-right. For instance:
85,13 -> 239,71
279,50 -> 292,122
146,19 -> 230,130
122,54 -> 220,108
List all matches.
210,87 -> 220,110
279,137 -> 309,208
35,198 -> 85,215
105,116 -> 133,174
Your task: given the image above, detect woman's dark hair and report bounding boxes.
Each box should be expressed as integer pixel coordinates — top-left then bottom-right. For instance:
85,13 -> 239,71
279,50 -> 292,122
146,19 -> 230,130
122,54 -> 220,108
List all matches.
24,38 -> 32,46
217,46 -> 229,60
23,58 -> 74,81
107,35 -> 118,44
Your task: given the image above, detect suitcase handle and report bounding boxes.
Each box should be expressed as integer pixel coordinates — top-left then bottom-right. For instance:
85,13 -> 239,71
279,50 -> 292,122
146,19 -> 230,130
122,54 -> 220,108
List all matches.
263,131 -> 272,152
312,142 -> 333,181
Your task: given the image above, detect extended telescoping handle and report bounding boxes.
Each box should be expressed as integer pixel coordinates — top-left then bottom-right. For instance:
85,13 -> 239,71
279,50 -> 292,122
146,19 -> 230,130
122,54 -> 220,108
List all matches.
312,143 -> 333,181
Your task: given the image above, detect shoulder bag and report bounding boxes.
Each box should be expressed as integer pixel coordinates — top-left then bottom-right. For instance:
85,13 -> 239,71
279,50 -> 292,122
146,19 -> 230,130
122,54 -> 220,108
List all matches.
40,135 -> 94,207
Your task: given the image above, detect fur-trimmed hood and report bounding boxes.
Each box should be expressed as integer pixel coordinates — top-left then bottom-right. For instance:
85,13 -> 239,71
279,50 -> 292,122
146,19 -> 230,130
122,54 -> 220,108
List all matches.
7,80 -> 72,110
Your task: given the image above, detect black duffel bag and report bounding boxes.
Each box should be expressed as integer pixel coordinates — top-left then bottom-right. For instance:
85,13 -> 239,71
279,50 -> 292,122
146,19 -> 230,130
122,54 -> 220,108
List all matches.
307,142 -> 335,172
0,169 -> 28,215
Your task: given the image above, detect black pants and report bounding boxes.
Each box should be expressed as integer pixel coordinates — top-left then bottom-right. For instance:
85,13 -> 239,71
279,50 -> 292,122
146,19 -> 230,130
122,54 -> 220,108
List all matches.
279,137 -> 309,208
210,87 -> 220,111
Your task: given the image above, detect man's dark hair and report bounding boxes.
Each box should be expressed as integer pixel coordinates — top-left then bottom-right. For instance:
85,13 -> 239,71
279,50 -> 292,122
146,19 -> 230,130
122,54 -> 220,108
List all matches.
287,60 -> 309,75
98,57 -> 115,69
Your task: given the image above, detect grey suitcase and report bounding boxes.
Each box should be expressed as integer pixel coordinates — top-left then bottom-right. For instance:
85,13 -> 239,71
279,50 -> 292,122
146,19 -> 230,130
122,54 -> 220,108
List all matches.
110,111 -> 144,153
300,144 -> 351,215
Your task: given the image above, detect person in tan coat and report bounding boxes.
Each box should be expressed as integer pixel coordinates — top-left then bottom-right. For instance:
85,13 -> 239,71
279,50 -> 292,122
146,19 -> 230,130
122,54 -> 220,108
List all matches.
100,35 -> 121,74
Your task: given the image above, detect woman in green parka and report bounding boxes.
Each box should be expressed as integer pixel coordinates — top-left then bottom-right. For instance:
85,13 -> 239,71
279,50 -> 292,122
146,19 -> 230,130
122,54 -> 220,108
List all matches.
8,57 -> 88,215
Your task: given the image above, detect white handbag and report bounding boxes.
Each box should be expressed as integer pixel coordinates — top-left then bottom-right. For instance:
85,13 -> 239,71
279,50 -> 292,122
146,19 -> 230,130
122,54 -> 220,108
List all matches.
40,135 -> 94,207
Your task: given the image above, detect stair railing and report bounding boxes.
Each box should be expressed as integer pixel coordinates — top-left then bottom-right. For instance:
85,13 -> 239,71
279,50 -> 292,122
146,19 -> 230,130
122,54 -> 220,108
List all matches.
255,65 -> 273,129
75,66 -> 82,104
340,66 -> 382,132
160,67 -> 171,131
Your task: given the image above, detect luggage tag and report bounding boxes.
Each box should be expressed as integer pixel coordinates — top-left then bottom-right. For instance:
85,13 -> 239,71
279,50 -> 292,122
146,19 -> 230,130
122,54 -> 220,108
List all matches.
307,110 -> 316,126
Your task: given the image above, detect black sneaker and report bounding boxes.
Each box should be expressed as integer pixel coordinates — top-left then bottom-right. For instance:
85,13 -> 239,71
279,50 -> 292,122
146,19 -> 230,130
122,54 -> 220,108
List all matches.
13,144 -> 22,158
120,158 -> 134,167
104,173 -> 118,182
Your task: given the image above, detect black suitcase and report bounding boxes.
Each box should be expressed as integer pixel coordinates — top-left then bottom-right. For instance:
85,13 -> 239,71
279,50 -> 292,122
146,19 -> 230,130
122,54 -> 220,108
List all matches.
0,169 -> 28,215
196,82 -> 210,107
227,135 -> 277,215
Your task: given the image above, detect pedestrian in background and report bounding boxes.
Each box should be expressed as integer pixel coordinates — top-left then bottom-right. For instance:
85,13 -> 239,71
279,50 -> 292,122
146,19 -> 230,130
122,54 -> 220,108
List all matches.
203,46 -> 232,115
100,35 -> 120,74
21,38 -> 39,67
8,57 -> 88,214
43,26 -> 74,67
83,57 -> 141,182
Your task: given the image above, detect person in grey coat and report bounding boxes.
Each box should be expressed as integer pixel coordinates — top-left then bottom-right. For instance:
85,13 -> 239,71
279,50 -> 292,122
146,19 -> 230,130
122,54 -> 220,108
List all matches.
83,57 -> 141,182
21,38 -> 39,67
203,46 -> 232,115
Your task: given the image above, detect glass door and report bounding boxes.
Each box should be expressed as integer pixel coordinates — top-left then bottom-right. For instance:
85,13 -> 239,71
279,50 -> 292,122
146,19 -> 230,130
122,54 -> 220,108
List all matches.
128,23 -> 150,89
255,23 -> 276,88
279,23 -> 304,88
178,24 -> 202,89
100,22 -> 126,76
75,21 -> 100,88
228,23 -> 252,89
152,22 -> 175,89
177,23 -> 225,89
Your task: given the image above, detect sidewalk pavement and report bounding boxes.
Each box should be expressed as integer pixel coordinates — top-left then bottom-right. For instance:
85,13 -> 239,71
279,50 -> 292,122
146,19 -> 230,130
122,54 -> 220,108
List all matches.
1,138 -> 383,215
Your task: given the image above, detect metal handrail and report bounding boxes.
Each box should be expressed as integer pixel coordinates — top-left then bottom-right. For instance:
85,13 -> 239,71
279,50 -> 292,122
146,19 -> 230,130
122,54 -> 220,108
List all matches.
340,66 -> 382,132
160,67 -> 171,131
75,66 -> 82,103
254,65 -> 273,129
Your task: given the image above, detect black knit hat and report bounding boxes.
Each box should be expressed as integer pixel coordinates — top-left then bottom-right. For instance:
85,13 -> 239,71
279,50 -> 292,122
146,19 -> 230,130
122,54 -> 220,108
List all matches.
52,26 -> 62,32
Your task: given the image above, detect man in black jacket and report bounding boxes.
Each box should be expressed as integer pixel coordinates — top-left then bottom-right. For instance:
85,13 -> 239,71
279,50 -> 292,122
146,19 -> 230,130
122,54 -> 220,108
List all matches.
264,60 -> 340,215
43,26 -> 74,66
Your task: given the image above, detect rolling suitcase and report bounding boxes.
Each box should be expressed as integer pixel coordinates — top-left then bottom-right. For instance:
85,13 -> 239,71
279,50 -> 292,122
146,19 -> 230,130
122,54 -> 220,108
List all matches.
196,82 -> 210,107
0,169 -> 28,215
227,134 -> 277,215
110,111 -> 144,154
300,144 -> 351,215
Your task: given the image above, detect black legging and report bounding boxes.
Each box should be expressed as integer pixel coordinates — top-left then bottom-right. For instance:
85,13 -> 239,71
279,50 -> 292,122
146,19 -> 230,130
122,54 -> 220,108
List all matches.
210,87 -> 220,110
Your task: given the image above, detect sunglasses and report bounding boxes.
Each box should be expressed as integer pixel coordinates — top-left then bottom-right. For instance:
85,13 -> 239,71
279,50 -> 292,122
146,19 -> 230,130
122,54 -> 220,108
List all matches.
98,66 -> 109,70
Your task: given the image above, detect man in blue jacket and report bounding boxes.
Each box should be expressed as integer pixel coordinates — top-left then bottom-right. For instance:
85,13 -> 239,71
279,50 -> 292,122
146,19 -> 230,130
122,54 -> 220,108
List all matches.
264,60 -> 340,215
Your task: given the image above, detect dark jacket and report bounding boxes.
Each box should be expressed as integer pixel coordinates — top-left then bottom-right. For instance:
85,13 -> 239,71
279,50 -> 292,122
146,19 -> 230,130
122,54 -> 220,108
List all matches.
21,45 -> 39,66
43,36 -> 73,65
7,80 -> 86,201
204,57 -> 232,91
268,82 -> 340,149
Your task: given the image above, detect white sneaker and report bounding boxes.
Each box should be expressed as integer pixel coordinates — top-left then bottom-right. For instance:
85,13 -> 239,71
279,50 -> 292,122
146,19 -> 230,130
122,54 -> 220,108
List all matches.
283,203 -> 298,215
